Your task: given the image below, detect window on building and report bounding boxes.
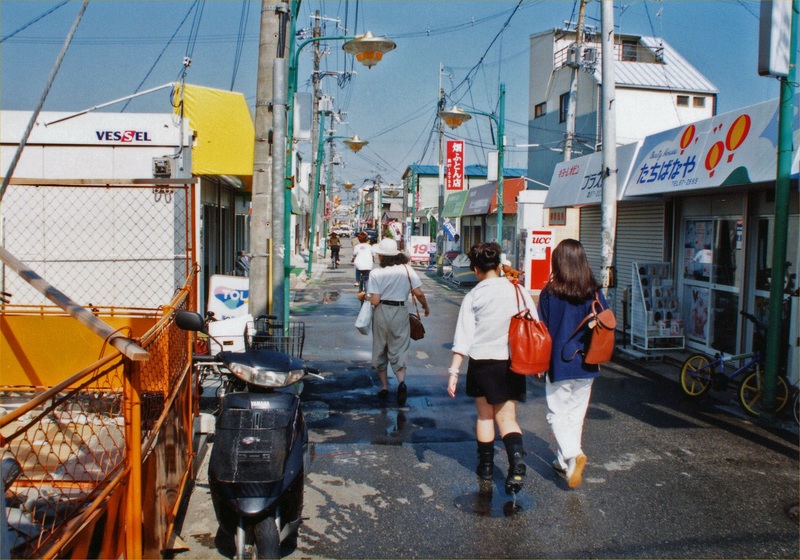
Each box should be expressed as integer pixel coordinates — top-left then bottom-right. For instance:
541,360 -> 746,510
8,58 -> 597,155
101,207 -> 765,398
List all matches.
559,93 -> 570,123
622,40 -> 638,61
677,95 -> 690,107
693,96 -> 706,108
534,102 -> 546,119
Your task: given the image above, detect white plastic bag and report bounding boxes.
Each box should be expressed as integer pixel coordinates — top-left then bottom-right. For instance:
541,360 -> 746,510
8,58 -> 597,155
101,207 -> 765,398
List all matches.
355,301 -> 373,335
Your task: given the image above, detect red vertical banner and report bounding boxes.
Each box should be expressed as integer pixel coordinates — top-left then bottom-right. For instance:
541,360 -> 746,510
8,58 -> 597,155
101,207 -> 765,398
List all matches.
446,140 -> 464,190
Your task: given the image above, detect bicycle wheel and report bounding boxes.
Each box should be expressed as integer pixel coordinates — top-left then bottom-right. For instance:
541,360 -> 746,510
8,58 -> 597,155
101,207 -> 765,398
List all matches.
738,367 -> 790,416
680,354 -> 714,397
793,390 -> 799,426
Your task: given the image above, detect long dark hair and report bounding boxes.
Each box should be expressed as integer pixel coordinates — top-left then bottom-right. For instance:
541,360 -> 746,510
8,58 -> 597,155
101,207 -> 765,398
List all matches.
467,242 -> 502,273
379,253 -> 410,267
545,239 -> 599,303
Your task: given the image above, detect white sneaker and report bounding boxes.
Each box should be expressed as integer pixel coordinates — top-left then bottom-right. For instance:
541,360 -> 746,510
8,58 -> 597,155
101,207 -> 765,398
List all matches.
551,460 -> 567,476
566,454 -> 587,489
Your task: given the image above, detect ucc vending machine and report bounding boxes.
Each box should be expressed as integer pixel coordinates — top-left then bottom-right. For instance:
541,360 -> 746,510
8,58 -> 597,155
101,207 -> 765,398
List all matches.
520,229 -> 553,294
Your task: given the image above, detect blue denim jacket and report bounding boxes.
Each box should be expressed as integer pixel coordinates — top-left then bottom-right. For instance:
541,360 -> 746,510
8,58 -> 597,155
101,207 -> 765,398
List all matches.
537,288 -> 609,382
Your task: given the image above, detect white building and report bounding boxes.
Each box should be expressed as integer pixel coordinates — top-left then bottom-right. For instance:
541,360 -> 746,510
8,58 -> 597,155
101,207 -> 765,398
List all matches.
527,29 -> 718,187
1,85 -> 255,310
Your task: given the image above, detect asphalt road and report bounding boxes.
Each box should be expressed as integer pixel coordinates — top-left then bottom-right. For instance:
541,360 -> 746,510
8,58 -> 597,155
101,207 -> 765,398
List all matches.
175,245 -> 799,559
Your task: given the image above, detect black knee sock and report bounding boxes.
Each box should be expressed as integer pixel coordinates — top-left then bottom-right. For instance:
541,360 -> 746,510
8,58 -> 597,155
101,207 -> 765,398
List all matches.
501,432 -> 523,449
477,440 -> 494,453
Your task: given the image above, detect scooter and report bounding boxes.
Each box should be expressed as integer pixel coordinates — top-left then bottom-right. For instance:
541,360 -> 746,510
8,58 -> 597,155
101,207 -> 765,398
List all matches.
175,310 -> 320,559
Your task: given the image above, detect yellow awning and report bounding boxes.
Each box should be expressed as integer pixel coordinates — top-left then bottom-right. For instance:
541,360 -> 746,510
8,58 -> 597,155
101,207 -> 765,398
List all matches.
175,84 -> 254,178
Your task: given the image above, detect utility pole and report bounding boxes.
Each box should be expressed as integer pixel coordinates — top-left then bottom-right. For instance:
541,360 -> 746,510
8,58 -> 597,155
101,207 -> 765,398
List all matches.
250,1 -> 282,318
600,0 -> 618,298
564,0 -> 587,162
436,63 -> 446,276
308,11 -> 322,265
762,0 -> 798,412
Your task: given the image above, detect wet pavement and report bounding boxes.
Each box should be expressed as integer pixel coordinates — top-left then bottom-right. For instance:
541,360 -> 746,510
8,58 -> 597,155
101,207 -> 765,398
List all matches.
175,245 -> 799,559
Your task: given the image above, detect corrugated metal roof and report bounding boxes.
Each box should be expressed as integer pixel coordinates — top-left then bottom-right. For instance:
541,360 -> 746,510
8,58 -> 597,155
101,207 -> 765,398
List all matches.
591,36 -> 717,94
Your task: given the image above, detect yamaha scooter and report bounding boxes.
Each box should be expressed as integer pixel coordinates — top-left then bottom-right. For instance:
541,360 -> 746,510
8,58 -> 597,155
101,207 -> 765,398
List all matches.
176,310 -> 320,559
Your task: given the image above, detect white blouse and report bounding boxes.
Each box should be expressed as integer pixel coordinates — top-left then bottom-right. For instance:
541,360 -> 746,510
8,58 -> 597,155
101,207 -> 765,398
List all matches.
452,277 -> 538,360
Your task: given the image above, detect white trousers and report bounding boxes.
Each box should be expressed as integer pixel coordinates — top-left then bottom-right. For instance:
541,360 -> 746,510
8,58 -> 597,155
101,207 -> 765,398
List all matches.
545,377 -> 594,468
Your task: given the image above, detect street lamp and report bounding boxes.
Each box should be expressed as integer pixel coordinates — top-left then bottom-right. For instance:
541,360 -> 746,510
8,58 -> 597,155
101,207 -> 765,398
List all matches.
342,135 -> 368,152
307,129 -> 368,276
439,83 -> 506,250
276,10 -> 395,323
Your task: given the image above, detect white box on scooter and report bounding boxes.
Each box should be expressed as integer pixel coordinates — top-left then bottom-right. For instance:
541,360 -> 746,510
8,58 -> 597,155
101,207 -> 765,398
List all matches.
208,314 -> 253,355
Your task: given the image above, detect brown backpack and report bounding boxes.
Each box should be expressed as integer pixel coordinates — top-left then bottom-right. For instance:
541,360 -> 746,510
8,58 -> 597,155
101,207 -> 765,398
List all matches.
565,293 -> 617,365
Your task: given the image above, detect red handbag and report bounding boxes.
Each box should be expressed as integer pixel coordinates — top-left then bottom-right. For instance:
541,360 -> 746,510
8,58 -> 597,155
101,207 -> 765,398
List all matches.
566,292 -> 617,365
508,283 -> 552,375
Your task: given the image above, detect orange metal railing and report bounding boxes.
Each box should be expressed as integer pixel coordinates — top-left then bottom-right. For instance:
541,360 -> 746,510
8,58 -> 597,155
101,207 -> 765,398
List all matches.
1,269 -> 197,559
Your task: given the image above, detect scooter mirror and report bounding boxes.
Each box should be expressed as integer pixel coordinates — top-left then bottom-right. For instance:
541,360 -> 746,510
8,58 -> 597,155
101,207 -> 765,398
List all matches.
175,310 -> 208,334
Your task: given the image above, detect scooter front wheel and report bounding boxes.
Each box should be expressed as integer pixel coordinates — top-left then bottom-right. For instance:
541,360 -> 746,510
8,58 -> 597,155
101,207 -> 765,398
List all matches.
253,515 -> 280,559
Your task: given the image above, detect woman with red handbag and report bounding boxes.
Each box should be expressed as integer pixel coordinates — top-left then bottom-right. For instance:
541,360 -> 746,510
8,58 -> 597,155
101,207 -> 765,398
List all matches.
446,242 -> 538,494
537,239 -> 610,489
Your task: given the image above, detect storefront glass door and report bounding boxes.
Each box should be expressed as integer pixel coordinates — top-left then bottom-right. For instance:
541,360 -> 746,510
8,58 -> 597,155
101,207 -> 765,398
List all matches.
681,218 -> 743,354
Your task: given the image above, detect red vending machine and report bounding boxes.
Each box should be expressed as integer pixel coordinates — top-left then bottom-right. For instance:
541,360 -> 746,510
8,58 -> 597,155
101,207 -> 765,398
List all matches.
522,229 -> 553,294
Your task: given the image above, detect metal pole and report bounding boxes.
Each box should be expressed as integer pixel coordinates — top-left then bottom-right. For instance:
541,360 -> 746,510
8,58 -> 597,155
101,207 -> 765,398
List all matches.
273,56 -> 288,323
496,83 -> 505,248
436,64 -> 446,276
308,10 -> 322,269
564,0 -> 587,162
249,0 -> 281,318
307,113 -> 326,276
273,0 -> 301,325
322,117 -> 334,257
600,0 -> 618,298
0,0 -> 89,203
410,163 -> 417,235
763,0 -> 798,412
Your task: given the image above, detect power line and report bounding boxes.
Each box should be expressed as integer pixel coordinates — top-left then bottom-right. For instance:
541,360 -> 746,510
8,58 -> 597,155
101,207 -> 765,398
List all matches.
0,0 -> 71,44
121,1 -> 198,112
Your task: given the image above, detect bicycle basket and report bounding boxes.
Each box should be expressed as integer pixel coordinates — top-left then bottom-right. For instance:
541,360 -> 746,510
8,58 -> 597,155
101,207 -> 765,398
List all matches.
247,317 -> 306,358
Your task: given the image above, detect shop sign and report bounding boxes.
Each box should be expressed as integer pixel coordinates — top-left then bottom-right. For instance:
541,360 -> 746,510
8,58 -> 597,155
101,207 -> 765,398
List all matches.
95,130 -> 153,142
446,140 -> 464,190
625,98 -> 789,195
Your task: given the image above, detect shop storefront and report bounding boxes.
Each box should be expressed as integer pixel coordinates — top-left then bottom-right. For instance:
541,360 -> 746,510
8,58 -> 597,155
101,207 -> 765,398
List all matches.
547,96 -> 799,381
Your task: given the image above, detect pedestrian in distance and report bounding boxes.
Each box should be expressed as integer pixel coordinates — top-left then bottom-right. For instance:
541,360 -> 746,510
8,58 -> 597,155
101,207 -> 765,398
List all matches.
234,250 -> 250,277
328,232 -> 341,268
352,231 -> 374,291
537,238 -> 609,489
358,238 -> 430,406
447,242 -> 537,494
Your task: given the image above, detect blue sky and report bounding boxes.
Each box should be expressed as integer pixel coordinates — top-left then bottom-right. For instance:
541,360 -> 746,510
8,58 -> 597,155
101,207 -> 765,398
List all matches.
1,1 -> 791,189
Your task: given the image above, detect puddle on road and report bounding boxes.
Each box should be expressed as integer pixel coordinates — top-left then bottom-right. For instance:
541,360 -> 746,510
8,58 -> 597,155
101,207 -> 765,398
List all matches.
453,483 -> 533,518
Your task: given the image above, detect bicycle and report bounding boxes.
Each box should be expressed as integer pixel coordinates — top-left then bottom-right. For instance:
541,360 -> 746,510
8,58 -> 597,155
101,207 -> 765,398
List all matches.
679,311 -> 790,416
330,246 -> 340,269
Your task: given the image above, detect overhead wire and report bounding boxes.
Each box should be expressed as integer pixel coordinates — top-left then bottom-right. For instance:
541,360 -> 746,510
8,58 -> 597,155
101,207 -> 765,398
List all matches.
230,0 -> 251,90
122,0 -> 198,112
0,0 -> 70,44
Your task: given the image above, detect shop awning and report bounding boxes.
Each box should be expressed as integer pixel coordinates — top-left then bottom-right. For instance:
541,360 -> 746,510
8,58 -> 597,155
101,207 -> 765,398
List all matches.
176,84 -> 254,181
489,177 -> 527,214
625,96 -> 800,196
442,190 -> 468,217
462,182 -> 495,216
544,142 -> 640,208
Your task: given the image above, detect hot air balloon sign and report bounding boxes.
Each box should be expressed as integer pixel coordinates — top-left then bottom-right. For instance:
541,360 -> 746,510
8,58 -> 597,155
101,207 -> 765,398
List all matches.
704,114 -> 751,178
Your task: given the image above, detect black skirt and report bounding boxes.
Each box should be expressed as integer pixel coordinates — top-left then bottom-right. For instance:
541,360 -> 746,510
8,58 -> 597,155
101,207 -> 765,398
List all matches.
465,358 -> 527,404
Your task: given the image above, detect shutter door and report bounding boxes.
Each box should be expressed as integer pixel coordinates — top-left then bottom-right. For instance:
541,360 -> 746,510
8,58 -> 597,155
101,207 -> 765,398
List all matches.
580,202 -> 666,315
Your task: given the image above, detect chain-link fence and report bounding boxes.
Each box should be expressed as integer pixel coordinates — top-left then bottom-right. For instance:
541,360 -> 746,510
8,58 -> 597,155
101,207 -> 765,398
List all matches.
1,182 -> 197,558
1,184 -> 192,308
